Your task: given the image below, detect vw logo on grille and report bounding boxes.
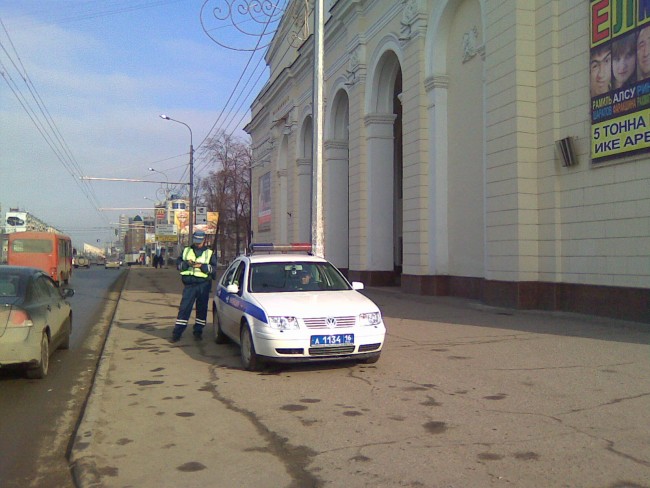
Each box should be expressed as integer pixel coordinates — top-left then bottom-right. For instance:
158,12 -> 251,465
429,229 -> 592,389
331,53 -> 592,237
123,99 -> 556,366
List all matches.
326,317 -> 337,329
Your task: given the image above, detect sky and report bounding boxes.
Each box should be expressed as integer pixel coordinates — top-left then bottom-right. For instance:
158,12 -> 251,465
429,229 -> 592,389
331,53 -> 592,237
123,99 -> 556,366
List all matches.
0,0 -> 282,249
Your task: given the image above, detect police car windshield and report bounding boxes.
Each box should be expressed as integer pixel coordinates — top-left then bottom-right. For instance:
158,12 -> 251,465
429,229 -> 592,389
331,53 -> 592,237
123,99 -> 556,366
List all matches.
249,261 -> 351,293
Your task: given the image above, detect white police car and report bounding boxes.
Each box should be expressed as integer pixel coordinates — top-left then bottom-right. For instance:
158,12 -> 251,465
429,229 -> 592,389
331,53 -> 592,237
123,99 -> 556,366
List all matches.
212,243 -> 386,371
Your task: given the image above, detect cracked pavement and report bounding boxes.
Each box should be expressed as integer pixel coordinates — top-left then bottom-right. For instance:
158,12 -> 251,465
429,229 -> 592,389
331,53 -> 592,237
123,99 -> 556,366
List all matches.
71,267 -> 650,488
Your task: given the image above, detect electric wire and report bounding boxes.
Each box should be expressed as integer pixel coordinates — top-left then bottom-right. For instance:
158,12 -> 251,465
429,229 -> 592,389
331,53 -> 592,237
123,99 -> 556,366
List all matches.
0,18 -> 108,224
0,22 -> 103,209
192,0 -> 312,180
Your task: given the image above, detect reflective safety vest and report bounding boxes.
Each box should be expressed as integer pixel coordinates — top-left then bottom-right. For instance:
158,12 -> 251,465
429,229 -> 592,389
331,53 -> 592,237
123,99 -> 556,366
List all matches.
180,247 -> 213,279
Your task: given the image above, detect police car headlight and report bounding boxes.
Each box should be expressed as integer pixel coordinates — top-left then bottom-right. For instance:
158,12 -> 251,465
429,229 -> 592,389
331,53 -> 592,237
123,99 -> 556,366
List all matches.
268,316 -> 299,330
359,312 -> 381,326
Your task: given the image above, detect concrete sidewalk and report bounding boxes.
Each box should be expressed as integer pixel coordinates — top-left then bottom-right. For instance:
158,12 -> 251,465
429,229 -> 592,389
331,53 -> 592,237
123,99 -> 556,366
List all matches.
70,266 -> 294,487
70,267 -> 650,488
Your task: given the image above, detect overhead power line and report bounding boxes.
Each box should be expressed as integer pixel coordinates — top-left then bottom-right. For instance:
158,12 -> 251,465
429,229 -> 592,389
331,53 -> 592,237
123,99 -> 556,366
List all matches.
0,17 -> 110,228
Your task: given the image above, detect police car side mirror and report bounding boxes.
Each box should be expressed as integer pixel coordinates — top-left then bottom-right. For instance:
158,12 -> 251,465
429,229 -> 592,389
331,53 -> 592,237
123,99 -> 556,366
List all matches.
226,284 -> 239,294
351,282 -> 364,290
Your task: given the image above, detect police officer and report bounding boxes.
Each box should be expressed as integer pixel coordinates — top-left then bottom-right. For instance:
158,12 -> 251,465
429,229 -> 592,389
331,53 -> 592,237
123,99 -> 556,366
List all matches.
171,230 -> 217,342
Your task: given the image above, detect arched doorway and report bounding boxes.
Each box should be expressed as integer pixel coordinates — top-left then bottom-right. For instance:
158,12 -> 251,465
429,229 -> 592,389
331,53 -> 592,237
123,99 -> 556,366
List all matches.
425,0 -> 485,291
326,89 -> 350,272
277,134 -> 289,242
365,49 -> 403,285
298,116 -> 313,243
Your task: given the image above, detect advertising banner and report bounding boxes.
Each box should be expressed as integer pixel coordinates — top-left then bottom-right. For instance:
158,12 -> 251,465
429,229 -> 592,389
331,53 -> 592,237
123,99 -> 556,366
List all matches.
590,0 -> 650,162
4,211 -> 27,234
174,210 -> 189,235
258,172 -> 271,232
155,207 -> 166,224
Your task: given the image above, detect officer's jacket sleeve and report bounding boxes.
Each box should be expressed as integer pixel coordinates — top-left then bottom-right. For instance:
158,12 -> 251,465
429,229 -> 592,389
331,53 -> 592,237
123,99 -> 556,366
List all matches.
176,248 -> 190,271
198,250 -> 218,279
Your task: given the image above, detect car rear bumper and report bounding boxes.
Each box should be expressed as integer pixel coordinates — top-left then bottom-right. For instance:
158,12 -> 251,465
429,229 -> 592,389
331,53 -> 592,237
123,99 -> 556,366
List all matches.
0,328 -> 40,366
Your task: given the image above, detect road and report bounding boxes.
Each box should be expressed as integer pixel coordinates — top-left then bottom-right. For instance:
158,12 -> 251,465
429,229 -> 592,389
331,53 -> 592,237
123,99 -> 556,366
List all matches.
0,266 -> 127,488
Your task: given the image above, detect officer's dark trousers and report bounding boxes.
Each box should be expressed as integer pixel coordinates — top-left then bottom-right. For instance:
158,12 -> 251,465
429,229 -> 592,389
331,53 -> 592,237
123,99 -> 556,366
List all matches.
173,280 -> 211,339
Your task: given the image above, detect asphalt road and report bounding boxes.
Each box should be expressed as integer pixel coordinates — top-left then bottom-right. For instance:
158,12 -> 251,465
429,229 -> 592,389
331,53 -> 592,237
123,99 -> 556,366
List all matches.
0,266 -> 126,488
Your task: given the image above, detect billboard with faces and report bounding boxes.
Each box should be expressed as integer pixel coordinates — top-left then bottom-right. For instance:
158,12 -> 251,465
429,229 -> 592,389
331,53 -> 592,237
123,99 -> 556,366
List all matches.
590,0 -> 650,162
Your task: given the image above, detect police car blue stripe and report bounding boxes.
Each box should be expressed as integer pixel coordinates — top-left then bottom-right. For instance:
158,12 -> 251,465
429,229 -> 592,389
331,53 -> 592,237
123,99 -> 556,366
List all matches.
217,287 -> 268,323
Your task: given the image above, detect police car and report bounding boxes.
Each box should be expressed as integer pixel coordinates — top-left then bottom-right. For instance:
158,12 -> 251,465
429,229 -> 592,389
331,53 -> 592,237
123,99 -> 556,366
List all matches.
212,243 -> 386,371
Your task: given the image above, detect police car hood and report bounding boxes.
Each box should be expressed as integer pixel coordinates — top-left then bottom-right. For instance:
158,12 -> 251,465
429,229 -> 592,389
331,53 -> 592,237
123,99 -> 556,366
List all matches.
252,290 -> 379,318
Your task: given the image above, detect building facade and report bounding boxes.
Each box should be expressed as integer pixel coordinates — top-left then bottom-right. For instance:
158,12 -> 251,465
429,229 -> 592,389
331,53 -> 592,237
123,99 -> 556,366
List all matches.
246,0 -> 650,323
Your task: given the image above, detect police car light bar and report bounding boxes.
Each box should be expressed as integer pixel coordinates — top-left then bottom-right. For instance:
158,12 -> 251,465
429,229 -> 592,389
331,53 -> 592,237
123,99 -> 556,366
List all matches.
250,243 -> 313,254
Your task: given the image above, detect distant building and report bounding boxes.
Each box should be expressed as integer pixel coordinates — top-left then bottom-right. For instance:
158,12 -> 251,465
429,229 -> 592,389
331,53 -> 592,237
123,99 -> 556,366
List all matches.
124,215 -> 145,255
3,209 -> 61,234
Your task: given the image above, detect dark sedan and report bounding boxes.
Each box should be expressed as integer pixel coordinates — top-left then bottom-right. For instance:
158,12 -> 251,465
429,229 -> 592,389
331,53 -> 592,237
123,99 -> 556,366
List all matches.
0,266 -> 74,378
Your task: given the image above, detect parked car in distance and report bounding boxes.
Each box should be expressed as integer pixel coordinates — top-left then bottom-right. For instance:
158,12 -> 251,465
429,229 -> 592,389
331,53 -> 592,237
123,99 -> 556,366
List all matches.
105,257 -> 121,269
0,266 -> 74,379
212,243 -> 386,371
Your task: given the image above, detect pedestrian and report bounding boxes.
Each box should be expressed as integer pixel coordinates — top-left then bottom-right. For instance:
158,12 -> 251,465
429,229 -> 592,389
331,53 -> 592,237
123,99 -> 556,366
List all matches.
171,230 -> 217,343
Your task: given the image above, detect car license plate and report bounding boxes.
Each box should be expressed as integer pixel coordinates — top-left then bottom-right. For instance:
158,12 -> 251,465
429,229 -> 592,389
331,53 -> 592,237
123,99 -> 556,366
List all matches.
310,334 -> 354,346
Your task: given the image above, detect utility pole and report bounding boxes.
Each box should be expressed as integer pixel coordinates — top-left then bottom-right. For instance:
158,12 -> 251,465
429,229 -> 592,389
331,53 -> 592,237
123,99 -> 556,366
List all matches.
189,141 -> 194,242
311,0 -> 324,257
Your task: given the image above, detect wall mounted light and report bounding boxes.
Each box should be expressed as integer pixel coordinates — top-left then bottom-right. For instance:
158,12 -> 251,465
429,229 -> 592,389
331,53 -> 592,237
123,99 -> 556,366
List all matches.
556,136 -> 577,167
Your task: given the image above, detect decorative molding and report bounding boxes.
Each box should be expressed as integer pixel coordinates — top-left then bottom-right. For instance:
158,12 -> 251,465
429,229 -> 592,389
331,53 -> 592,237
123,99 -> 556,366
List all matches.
296,157 -> 312,166
364,112 -> 398,127
400,0 -> 426,43
462,26 -> 485,63
324,139 -> 349,150
346,43 -> 366,86
296,157 -> 312,176
424,75 -> 449,93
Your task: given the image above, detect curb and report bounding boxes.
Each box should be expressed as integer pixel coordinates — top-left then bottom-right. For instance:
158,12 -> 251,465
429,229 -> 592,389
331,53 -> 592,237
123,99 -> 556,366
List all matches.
69,271 -> 129,488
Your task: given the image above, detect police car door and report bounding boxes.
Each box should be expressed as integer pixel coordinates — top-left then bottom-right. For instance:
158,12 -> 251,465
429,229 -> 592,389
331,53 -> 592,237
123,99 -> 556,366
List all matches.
220,260 -> 246,338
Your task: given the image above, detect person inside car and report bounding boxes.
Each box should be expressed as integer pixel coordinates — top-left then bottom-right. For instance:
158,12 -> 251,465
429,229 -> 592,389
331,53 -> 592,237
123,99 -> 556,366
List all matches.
296,269 -> 319,291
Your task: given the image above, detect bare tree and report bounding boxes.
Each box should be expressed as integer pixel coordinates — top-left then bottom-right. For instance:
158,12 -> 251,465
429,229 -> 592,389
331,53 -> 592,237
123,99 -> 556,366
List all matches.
200,131 -> 251,263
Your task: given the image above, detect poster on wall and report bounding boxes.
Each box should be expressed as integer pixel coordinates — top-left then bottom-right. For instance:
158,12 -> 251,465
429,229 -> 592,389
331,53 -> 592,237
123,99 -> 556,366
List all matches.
258,172 -> 272,232
590,0 -> 650,162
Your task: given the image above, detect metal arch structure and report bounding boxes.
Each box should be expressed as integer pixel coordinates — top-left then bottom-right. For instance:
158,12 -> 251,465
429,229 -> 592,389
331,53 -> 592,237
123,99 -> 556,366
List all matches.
200,0 -> 311,51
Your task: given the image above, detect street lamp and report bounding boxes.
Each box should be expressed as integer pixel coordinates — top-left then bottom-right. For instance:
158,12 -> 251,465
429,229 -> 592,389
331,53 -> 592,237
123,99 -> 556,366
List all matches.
160,114 -> 194,243
148,167 -> 170,200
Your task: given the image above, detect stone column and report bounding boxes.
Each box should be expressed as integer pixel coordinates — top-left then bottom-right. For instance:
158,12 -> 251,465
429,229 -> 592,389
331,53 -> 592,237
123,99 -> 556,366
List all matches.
425,75 -> 450,275
364,113 -> 397,270
324,140 -> 350,269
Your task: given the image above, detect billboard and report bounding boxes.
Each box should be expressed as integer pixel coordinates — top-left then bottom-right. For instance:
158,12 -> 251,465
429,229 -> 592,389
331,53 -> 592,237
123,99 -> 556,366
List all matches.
4,211 -> 27,234
155,207 -> 166,224
590,0 -> 650,162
